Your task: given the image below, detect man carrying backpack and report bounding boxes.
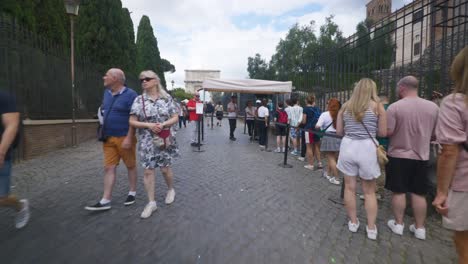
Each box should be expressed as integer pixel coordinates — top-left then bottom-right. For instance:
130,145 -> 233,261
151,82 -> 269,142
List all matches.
274,102 -> 288,153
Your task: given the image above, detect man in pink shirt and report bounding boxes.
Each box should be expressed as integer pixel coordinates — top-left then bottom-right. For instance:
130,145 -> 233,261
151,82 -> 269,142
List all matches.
385,76 -> 439,240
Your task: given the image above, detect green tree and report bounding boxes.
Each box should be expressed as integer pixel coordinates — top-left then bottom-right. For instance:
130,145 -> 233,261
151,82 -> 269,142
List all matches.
136,15 -> 167,88
247,53 -> 274,80
171,88 -> 192,101
75,0 -> 136,74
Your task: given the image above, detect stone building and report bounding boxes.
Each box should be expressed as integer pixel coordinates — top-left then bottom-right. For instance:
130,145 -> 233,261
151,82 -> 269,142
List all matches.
184,70 -> 221,94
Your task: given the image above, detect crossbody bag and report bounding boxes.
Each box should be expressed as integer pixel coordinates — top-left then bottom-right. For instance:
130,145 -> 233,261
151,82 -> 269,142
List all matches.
98,95 -> 118,142
360,120 -> 389,169
141,96 -> 171,149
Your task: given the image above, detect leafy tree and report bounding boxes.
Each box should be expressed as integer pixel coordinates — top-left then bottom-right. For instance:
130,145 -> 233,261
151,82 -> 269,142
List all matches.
247,53 -> 274,80
136,15 -> 167,88
171,88 -> 192,101
161,58 -> 176,74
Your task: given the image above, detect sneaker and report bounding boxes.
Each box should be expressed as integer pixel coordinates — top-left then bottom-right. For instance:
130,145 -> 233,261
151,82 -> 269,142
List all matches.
15,199 -> 30,229
281,148 -> 285,153
359,193 -> 383,201
259,145 -> 266,148
409,224 -> 426,240
304,164 -> 314,170
348,219 -> 360,233
165,189 -> 176,205
274,148 -> 282,153
297,157 -> 305,161
85,201 -> 111,211
230,137 -> 237,141
317,163 -> 324,170
387,219 -> 404,235
140,202 -> 157,219
124,195 -> 135,206
322,170 -> 330,179
290,150 -> 299,156
329,177 -> 340,185
366,226 -> 378,240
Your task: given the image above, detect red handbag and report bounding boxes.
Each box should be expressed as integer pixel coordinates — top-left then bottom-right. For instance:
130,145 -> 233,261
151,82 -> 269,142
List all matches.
141,97 -> 172,149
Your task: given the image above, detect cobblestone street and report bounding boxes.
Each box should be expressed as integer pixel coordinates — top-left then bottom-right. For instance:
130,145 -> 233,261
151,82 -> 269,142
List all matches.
0,120 -> 457,264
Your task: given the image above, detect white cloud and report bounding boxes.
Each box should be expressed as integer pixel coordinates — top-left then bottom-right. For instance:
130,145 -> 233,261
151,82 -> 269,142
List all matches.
121,0 -> 412,89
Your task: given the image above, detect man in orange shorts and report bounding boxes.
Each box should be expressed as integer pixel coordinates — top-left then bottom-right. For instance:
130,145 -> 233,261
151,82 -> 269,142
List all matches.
85,68 -> 138,211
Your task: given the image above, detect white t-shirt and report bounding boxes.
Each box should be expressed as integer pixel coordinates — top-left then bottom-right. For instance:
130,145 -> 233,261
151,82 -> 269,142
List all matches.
288,105 -> 303,127
227,102 -> 238,119
316,111 -> 336,132
258,106 -> 269,118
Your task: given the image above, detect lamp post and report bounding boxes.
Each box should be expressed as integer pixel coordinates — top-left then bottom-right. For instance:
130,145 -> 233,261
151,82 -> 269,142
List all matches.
171,80 -> 174,90
64,0 -> 80,147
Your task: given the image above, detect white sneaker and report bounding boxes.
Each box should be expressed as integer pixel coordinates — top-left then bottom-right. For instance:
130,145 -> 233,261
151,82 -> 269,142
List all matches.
348,219 -> 360,233
322,170 -> 329,178
140,202 -> 157,219
304,164 -> 314,170
274,147 -> 282,153
409,224 -> 426,240
165,189 -> 176,205
15,199 -> 30,229
387,219 -> 404,235
297,157 -> 305,161
366,226 -> 378,240
329,177 -> 340,185
281,148 -> 285,153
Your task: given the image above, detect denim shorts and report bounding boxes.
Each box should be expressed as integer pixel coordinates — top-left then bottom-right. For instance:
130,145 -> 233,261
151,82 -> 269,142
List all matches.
0,159 -> 12,197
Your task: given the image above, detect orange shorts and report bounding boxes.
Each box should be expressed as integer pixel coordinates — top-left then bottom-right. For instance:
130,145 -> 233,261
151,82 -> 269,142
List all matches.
103,136 -> 136,168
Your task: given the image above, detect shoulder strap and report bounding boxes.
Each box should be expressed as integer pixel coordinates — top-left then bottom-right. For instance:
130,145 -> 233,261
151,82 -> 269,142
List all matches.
141,96 -> 149,121
360,120 -> 378,148
102,95 -> 118,130
323,122 -> 333,131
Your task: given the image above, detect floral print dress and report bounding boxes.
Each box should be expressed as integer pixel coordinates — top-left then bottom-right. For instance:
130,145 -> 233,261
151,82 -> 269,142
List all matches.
130,93 -> 180,169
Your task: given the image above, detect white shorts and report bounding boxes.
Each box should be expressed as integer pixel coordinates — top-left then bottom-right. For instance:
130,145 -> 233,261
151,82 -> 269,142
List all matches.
337,137 -> 381,180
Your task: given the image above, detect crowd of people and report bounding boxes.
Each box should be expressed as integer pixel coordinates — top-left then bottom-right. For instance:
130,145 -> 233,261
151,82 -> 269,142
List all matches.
0,45 -> 467,262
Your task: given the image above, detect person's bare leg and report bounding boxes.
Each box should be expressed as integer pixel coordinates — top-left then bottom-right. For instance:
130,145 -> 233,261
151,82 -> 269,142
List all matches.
160,166 -> 174,190
306,144 -> 314,166
103,166 -> 117,200
143,169 -> 155,202
127,166 -> 137,193
276,136 -> 281,149
411,193 -> 427,229
362,179 -> 378,229
344,175 -> 358,223
0,195 -> 22,211
314,142 -> 322,165
454,231 -> 468,264
391,193 -> 406,225
330,152 -> 339,176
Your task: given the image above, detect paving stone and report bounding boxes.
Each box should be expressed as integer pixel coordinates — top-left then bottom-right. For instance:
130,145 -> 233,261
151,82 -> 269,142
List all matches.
0,120 -> 458,263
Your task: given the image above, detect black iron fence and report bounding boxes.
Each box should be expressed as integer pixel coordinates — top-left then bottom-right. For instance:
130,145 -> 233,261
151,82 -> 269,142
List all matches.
283,0 -> 468,109
0,13 -> 138,119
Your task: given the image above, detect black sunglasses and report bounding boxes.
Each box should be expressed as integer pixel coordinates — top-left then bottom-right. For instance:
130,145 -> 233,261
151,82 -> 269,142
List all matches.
140,77 -> 155,83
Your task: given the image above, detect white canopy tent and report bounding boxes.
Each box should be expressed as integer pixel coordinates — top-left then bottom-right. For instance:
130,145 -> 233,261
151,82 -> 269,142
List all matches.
200,78 -> 292,94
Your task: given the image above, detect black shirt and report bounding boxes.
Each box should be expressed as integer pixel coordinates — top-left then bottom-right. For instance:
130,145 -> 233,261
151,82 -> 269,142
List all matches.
0,91 -> 18,160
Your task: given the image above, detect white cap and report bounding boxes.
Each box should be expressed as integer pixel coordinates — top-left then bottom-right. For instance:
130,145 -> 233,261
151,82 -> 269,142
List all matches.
256,100 -> 261,103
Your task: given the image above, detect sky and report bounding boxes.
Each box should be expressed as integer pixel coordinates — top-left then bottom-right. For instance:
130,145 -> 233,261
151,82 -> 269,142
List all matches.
121,0 -> 413,90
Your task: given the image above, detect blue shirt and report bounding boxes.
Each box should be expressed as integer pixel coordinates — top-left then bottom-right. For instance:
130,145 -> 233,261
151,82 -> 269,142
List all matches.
303,106 -> 321,129
101,87 -> 138,137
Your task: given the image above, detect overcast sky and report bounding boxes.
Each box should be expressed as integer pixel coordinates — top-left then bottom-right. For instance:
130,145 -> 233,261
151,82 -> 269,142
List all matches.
121,0 -> 413,89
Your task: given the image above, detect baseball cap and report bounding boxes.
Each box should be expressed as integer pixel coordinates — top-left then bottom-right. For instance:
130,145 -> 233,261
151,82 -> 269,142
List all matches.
256,100 -> 261,103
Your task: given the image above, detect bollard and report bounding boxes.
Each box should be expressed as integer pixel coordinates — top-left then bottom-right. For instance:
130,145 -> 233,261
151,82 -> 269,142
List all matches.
193,116 -> 205,153
278,123 -> 293,168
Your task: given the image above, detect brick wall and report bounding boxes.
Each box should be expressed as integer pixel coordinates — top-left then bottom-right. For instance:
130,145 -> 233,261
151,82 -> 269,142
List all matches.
18,120 -> 99,160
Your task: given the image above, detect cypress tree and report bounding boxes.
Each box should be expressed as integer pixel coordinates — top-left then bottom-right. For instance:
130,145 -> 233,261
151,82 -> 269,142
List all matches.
136,15 -> 167,88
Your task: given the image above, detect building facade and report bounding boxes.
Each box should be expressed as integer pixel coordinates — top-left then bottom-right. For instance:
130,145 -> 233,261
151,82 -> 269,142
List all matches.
184,70 -> 221,94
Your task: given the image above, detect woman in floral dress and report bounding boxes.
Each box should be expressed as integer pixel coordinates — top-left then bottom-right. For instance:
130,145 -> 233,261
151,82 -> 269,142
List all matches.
129,70 -> 179,219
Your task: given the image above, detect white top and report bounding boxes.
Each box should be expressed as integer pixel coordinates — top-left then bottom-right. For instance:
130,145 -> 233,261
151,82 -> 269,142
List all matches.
288,105 -> 303,127
258,106 -> 269,118
245,106 -> 256,120
316,111 -> 336,132
215,105 -> 223,112
227,102 -> 238,118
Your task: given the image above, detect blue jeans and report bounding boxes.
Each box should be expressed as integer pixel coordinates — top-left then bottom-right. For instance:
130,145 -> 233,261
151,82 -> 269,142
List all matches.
0,159 -> 12,197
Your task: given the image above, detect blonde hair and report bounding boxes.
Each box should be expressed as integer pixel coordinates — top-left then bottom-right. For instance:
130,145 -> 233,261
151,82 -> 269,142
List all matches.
450,46 -> 468,104
343,78 -> 379,122
139,70 -> 169,99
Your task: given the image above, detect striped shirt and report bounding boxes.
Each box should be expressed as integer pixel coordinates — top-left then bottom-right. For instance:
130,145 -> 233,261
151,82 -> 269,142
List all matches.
288,105 -> 303,127
343,109 -> 378,140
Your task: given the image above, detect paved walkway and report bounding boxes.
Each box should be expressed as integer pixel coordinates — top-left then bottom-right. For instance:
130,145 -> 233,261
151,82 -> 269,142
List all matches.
0,119 -> 457,263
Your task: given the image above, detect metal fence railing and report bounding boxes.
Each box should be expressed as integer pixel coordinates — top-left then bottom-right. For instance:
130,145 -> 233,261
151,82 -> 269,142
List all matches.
0,13 -> 139,120
277,0 -> 468,109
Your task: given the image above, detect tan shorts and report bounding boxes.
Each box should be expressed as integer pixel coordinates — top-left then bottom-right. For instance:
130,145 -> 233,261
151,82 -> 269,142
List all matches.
103,136 -> 136,168
443,190 -> 468,231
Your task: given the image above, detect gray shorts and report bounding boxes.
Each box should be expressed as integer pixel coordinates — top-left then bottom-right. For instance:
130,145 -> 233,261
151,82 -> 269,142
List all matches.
0,159 -> 12,197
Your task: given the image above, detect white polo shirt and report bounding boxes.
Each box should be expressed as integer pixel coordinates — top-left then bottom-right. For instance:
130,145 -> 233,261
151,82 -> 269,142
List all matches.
257,106 -> 269,118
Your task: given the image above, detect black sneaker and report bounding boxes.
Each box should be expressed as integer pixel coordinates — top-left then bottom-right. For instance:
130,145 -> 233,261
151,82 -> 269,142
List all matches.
124,195 -> 135,206
85,202 -> 111,211
230,137 -> 237,141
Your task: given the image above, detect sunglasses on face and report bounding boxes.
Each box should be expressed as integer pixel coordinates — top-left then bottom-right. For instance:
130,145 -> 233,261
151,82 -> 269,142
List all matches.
195,95 -> 200,97
140,77 -> 155,83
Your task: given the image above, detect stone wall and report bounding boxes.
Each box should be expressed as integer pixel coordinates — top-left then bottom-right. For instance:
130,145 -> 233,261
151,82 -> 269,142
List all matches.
14,119 -> 99,160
